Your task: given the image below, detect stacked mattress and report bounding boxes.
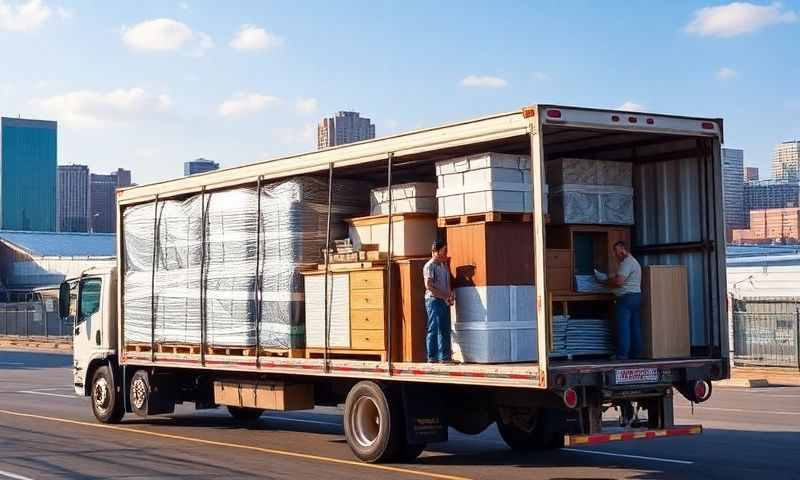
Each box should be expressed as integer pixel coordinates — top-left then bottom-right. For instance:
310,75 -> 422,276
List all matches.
123,177 -> 366,349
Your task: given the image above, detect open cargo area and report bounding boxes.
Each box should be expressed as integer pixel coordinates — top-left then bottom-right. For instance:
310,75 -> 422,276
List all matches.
118,105 -> 727,389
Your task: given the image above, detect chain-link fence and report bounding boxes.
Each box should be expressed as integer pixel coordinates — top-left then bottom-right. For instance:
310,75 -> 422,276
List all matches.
0,299 -> 72,339
732,297 -> 800,369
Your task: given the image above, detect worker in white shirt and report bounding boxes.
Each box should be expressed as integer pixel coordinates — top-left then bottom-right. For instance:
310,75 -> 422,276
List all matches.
606,241 -> 643,360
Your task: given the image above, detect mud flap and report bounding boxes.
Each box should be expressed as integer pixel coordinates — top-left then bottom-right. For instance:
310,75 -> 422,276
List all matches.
401,384 -> 448,444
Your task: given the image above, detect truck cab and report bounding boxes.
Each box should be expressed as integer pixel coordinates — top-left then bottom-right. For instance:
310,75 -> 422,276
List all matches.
60,267 -> 117,397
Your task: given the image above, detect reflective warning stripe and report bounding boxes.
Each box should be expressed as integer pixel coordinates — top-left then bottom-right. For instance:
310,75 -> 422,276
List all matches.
564,425 -> 702,446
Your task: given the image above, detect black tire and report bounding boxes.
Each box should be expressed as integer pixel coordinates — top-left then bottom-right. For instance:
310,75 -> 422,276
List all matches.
343,381 -> 405,463
227,406 -> 264,423
129,370 -> 150,417
496,415 -> 563,451
399,443 -> 426,462
90,365 -> 124,424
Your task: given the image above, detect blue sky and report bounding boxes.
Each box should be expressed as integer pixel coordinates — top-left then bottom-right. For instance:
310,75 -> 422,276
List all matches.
0,0 -> 798,184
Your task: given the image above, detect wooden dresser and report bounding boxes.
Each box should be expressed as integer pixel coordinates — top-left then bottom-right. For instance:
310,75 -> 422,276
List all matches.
303,267 -> 403,361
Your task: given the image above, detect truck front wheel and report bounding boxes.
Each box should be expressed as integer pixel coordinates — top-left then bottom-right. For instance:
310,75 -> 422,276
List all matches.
91,365 -> 124,424
343,381 -> 406,463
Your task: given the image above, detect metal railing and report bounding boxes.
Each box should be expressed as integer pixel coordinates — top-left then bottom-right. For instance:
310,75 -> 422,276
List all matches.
732,297 -> 800,369
0,300 -> 72,339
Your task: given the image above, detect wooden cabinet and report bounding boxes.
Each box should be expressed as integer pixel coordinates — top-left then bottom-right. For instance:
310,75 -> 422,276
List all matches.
546,225 -> 631,294
446,221 -> 534,287
396,259 -> 428,362
641,265 -> 690,359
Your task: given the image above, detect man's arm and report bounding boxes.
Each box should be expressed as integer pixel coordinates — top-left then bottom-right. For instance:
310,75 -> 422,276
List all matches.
607,260 -> 631,288
425,278 -> 450,301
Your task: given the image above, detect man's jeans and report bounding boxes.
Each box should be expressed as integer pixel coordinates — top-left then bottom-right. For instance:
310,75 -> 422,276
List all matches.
425,297 -> 452,362
614,293 -> 643,359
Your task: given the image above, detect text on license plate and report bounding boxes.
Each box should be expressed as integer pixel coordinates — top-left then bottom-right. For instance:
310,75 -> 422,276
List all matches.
615,367 -> 660,384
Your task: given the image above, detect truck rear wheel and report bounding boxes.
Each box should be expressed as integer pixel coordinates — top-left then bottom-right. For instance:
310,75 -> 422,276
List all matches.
91,365 -> 124,424
343,381 -> 406,463
496,413 -> 563,451
227,406 -> 264,423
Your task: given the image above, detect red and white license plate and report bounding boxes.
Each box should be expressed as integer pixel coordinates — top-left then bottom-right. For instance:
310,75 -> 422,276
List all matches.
614,367 -> 660,384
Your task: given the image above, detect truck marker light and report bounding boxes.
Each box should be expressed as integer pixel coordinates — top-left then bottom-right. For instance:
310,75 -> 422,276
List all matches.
628,117 -> 638,123
701,122 -> 715,130
522,107 -> 536,118
611,115 -> 620,122
563,387 -> 578,409
546,109 -> 562,119
646,118 -> 655,125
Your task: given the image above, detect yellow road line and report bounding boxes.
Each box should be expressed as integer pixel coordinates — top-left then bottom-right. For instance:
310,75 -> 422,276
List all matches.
0,409 -> 469,480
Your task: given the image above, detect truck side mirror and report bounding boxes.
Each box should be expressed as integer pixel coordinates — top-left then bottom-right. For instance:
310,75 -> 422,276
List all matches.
59,282 -> 70,319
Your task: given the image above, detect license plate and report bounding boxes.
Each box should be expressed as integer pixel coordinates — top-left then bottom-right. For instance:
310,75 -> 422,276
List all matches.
614,367 -> 660,385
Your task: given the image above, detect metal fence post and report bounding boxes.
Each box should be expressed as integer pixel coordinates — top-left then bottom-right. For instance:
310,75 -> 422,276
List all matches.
796,306 -> 800,372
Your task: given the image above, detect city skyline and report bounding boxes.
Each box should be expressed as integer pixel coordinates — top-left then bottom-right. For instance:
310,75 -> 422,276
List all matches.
0,1 -> 797,183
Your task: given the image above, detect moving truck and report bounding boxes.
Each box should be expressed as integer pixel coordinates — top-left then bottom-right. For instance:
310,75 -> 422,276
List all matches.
62,104 -> 728,463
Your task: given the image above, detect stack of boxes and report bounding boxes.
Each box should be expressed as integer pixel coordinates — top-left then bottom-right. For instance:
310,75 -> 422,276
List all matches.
435,153 -> 538,363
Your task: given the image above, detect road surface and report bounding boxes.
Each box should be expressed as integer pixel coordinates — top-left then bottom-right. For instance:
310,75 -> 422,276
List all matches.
1,349 -> 798,480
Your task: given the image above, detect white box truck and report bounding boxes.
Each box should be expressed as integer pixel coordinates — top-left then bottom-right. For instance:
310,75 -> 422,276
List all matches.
61,104 -> 727,463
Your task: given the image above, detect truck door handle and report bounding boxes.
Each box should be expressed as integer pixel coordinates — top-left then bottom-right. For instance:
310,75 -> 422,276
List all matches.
74,326 -> 80,335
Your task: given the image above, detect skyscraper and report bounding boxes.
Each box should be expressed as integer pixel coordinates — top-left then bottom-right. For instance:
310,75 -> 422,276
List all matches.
0,117 -> 57,231
722,148 -> 746,233
772,140 -> 800,182
317,111 -> 375,150
184,158 -> 219,176
57,164 -> 90,232
90,168 -> 132,233
744,180 -> 800,213
744,166 -> 759,182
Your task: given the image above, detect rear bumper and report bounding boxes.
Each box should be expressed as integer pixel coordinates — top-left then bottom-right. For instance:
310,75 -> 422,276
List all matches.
549,358 -> 728,389
564,425 -> 702,447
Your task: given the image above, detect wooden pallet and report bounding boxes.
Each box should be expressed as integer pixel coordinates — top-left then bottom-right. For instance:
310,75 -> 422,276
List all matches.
437,211 -> 534,227
125,343 -> 304,358
304,348 -> 386,361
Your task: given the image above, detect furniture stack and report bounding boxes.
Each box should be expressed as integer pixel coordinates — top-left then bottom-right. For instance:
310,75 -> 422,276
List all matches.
547,158 -> 633,225
435,153 -> 539,364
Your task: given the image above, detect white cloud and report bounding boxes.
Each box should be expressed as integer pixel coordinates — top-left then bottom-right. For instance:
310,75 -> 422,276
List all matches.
33,87 -> 172,128
618,101 -> 646,111
685,2 -> 798,37
0,0 -> 52,32
294,97 -> 318,113
461,75 -> 507,88
532,72 -> 550,81
229,24 -> 283,50
716,66 -> 737,79
122,18 -> 213,56
272,123 -> 316,148
218,93 -> 279,118
56,6 -> 72,19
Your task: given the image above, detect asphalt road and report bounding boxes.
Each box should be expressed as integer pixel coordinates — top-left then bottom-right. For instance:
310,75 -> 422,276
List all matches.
1,349 -> 798,480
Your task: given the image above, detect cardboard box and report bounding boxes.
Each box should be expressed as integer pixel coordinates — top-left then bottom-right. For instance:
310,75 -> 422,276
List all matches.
348,213 -> 438,257
213,380 -> 314,411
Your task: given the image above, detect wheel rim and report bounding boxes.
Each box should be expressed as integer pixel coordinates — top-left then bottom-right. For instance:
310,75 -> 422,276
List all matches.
93,377 -> 110,412
351,396 -> 381,448
131,377 -> 147,410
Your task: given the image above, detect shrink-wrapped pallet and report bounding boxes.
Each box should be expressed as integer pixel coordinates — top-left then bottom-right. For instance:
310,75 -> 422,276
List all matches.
548,184 -> 634,225
370,182 -> 437,215
122,176 -> 367,349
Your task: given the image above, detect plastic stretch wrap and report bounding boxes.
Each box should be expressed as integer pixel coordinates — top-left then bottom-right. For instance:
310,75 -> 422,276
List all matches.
123,176 -> 367,349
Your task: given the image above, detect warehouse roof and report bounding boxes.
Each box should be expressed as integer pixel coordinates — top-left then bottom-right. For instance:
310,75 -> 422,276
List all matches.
0,230 -> 115,258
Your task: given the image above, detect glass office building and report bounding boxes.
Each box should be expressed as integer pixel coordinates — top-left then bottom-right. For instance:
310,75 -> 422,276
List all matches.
1,117 -> 57,231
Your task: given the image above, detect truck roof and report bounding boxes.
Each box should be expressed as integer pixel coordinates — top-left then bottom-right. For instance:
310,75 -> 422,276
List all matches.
117,104 -> 723,206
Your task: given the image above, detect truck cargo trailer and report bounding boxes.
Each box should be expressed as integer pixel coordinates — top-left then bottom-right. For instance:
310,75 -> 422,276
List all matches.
62,104 -> 727,463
